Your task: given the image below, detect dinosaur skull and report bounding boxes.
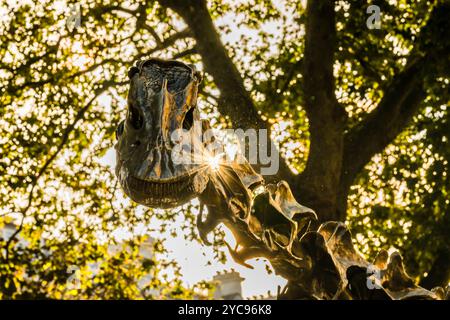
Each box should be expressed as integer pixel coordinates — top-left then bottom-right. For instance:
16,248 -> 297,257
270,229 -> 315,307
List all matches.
115,58 -> 209,208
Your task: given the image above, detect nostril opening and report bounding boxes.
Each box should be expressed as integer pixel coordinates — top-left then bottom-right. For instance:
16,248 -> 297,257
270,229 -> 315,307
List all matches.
182,107 -> 195,130
131,140 -> 141,147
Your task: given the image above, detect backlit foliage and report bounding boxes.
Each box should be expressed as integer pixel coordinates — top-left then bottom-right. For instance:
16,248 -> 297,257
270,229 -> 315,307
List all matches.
0,0 -> 448,297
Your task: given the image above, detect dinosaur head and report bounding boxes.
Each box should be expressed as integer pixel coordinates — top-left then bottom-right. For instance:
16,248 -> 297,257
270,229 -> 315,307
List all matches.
115,58 -> 209,208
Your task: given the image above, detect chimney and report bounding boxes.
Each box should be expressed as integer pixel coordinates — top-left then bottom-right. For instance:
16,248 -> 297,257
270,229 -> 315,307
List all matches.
213,269 -> 245,300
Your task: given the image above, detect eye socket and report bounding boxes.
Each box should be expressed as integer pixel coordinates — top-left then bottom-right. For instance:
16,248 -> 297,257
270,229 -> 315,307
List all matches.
115,120 -> 125,140
183,107 -> 195,130
128,66 -> 139,79
128,105 -> 143,130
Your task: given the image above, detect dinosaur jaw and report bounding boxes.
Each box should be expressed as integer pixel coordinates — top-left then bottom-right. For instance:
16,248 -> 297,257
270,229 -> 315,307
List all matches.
118,166 -> 209,208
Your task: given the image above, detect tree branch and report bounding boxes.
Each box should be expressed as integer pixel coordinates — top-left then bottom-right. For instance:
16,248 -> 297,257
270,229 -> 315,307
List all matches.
340,57 -> 427,193
157,0 -> 295,183
337,1 -> 450,218
171,47 -> 197,60
158,0 -> 264,130
340,1 -> 449,190
303,0 -> 339,118
296,0 -> 346,221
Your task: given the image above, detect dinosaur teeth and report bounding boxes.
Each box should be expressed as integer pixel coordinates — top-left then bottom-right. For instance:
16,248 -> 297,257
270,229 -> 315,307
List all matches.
125,173 -> 206,209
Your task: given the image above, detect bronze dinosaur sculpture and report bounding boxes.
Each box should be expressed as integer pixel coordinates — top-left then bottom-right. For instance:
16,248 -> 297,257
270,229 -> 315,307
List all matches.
115,58 -> 447,300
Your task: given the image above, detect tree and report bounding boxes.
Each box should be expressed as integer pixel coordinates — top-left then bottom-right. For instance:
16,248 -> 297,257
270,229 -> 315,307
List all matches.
0,0 -> 448,297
